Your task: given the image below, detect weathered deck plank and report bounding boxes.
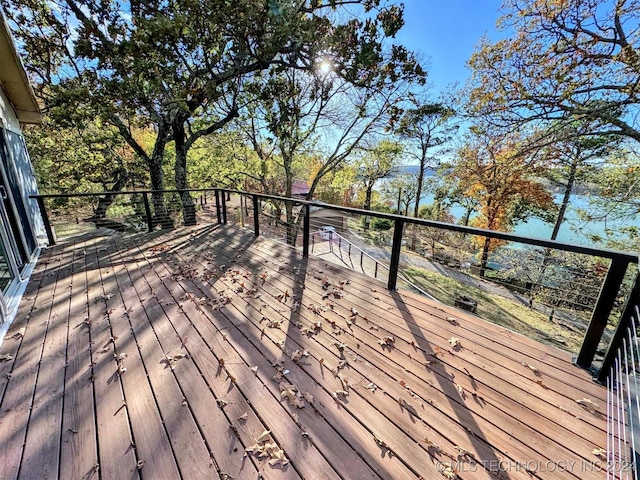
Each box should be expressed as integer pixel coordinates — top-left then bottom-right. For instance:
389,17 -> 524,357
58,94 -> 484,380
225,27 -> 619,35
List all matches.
89,234 -> 140,480
59,238 -> 98,480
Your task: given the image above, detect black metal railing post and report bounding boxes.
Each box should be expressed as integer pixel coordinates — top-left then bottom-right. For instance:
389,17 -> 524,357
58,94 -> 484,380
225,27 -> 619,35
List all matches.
302,204 -> 310,258
36,196 -> 55,246
597,272 -> 640,383
252,194 -> 260,237
221,190 -> 227,224
576,257 -> 631,369
142,192 -> 154,232
215,189 -> 221,224
388,219 -> 404,291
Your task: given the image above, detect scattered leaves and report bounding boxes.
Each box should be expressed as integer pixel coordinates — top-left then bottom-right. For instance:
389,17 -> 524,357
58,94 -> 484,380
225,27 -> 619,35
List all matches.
279,383 -> 305,408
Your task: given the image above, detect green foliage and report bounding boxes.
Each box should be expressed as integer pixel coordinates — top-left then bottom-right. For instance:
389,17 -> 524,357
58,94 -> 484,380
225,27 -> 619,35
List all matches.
369,216 -> 393,231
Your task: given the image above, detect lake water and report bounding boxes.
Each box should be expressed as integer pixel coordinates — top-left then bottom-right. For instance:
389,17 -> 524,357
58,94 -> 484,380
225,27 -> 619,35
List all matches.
420,193 -> 639,247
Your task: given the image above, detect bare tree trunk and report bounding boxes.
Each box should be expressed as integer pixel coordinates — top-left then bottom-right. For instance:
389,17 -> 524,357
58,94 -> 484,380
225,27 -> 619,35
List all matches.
93,168 -> 128,220
173,121 -> 197,226
551,160 -> 577,240
479,236 -> 491,278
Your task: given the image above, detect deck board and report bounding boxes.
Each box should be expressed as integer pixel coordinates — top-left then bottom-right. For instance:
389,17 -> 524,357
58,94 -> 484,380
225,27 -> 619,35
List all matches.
0,225 -> 614,480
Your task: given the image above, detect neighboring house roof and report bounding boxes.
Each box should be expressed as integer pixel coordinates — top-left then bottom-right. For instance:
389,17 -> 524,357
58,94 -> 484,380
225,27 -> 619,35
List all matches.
292,180 -> 310,196
0,10 -> 41,124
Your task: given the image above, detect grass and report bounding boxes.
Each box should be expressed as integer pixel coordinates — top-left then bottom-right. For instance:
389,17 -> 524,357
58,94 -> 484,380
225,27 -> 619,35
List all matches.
403,266 -> 585,353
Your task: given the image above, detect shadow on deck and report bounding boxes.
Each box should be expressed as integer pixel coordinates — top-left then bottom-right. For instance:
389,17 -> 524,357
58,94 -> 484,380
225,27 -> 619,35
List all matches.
0,224 -> 611,480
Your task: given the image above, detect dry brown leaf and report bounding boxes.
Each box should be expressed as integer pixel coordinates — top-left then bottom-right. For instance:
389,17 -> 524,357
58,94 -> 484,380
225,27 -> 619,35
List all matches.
10,327 -> 26,340
592,448 -> 606,458
378,336 -> 394,347
0,353 -> 14,362
440,462 -> 457,479
576,398 -> 600,413
366,382 -> 378,393
256,430 -> 271,444
302,392 -> 314,404
448,337 -> 460,348
455,446 -> 474,458
522,362 -> 539,372
455,383 -> 464,395
424,437 -> 441,452
237,412 -> 248,422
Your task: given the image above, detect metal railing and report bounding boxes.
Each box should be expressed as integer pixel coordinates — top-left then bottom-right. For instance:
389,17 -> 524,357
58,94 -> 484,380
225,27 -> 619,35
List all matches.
603,278 -> 640,478
30,187 -> 640,378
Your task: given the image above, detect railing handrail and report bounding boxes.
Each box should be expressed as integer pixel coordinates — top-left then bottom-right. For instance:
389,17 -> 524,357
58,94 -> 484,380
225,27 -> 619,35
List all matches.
31,188 -> 637,262
30,187 -> 640,375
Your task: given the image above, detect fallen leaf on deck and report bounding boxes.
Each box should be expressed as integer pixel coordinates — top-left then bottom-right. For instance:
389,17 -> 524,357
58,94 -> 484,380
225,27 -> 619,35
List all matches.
446,317 -> 459,325
250,366 -> 258,375
333,389 -> 349,398
280,383 -> 305,408
10,328 -> 25,340
448,337 -> 460,348
576,398 -> 600,413
439,462 -> 457,479
592,448 -> 606,458
534,379 -> 549,389
302,392 -> 314,404
455,446 -> 474,458
237,412 -> 248,422
137,460 -> 145,470
216,399 -> 228,408
256,430 -> 271,444
455,383 -> 464,395
424,437 -> 441,452
378,336 -> 395,348
0,354 -> 14,362
366,383 -> 378,393
522,362 -> 539,373
350,308 -> 358,317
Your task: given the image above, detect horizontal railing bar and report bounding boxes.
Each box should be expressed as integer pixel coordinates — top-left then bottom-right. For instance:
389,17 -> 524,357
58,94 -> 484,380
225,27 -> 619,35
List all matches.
29,187 -> 221,199
30,187 -> 639,262
218,189 -> 639,262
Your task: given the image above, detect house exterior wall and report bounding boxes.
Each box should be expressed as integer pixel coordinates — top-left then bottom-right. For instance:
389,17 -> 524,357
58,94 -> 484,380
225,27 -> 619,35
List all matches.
0,87 -> 21,133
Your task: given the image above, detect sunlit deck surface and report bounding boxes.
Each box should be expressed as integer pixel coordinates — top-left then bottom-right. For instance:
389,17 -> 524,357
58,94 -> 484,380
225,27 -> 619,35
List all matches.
0,225 -> 611,480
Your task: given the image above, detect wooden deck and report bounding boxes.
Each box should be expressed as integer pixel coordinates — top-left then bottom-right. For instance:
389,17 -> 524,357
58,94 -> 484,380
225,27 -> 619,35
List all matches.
0,224 -> 614,480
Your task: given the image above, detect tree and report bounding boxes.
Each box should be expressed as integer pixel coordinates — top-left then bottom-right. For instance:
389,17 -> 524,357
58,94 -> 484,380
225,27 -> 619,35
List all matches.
536,125 -> 617,240
466,0 -> 640,147
382,174 -> 418,216
8,0 -> 421,227
357,140 -> 403,229
453,130 -> 554,277
24,116 -> 147,220
395,98 -> 457,217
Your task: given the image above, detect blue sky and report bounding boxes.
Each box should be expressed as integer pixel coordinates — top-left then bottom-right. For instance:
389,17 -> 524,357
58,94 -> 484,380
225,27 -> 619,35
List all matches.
394,0 -> 505,93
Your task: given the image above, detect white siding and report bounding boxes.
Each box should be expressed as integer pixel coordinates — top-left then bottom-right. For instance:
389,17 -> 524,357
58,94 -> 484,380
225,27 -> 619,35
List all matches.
0,88 -> 21,134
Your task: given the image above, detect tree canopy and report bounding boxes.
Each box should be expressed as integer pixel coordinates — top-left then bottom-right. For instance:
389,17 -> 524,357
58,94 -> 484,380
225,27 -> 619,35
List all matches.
467,0 -> 640,146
